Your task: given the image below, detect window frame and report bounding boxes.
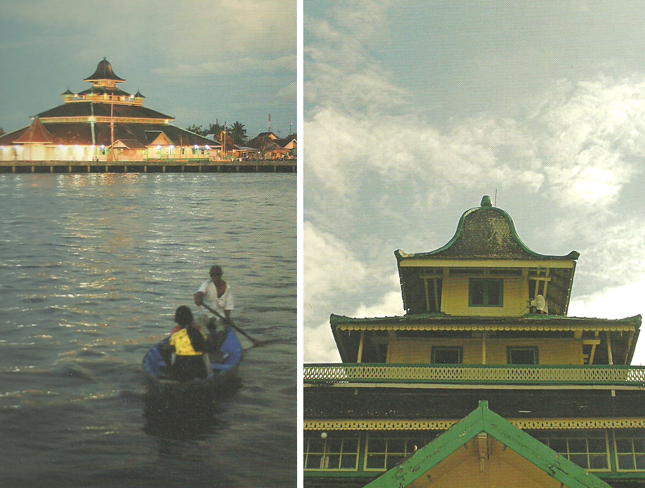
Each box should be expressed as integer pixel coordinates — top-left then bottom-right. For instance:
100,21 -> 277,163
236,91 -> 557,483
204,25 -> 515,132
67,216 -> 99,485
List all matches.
431,346 -> 463,365
506,346 -> 539,365
303,433 -> 360,472
614,430 -> 645,472
364,432 -> 438,472
468,278 -> 503,307
532,430 -> 611,472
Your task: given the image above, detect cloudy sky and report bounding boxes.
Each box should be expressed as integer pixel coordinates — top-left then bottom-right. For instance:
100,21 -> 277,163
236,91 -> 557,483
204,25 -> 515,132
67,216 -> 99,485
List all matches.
0,0 -> 296,138
303,1 -> 645,364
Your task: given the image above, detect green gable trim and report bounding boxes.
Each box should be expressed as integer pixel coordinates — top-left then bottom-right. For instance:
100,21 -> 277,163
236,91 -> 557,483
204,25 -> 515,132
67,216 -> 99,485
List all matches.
363,401 -> 611,488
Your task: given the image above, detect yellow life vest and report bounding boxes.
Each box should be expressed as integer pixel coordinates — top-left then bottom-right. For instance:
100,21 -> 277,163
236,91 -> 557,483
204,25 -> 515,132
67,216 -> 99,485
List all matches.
169,327 -> 205,356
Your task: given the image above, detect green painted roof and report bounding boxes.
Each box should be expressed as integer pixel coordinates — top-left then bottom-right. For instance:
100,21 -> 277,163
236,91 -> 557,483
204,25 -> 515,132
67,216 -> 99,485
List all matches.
363,400 -> 611,488
330,313 -> 642,329
395,196 -> 579,262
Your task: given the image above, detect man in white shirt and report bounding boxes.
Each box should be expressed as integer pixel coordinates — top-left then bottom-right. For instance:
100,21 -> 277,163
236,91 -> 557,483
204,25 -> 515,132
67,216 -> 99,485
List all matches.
194,265 -> 234,322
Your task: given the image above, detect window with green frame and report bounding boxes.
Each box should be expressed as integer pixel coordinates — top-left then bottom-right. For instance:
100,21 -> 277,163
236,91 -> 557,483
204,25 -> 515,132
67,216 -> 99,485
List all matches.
614,430 -> 645,471
507,346 -> 539,365
532,431 -> 610,471
364,433 -> 438,471
303,433 -> 360,471
469,278 -> 503,307
432,346 -> 463,364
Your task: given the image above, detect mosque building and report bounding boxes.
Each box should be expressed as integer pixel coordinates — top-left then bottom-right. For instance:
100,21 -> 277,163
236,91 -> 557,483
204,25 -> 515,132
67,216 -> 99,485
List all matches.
304,196 -> 645,488
0,59 -> 219,162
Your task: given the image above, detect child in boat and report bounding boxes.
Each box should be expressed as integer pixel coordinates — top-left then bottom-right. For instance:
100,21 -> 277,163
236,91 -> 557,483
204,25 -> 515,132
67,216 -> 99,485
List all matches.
168,305 -> 209,381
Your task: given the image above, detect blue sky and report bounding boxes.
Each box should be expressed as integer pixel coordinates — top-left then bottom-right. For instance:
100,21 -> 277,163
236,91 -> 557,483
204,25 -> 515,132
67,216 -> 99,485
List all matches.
0,0 -> 296,139
304,1 -> 645,363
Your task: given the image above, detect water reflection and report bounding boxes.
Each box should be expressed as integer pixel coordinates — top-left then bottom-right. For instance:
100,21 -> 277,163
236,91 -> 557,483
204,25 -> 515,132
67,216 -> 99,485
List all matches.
0,174 -> 296,486
143,379 -> 242,449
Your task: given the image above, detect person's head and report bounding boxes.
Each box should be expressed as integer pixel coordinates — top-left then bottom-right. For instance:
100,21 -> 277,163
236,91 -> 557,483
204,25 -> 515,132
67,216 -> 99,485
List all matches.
210,265 -> 223,283
174,305 -> 194,328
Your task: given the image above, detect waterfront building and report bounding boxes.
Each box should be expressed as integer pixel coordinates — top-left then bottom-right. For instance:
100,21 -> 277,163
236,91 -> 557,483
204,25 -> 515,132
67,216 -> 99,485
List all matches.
248,131 -> 297,159
0,59 -> 219,162
304,196 -> 645,488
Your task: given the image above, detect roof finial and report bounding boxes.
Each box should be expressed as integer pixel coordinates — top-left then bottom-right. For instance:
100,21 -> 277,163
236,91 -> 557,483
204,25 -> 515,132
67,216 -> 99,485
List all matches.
481,195 -> 492,207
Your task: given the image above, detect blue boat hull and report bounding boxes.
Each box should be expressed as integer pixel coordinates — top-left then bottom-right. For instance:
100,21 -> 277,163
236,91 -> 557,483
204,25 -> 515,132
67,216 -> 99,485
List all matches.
142,326 -> 243,391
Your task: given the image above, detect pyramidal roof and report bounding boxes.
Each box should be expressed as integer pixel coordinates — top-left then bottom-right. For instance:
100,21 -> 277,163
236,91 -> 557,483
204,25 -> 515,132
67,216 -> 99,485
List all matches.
396,196 -> 579,262
13,117 -> 54,144
84,58 -> 125,83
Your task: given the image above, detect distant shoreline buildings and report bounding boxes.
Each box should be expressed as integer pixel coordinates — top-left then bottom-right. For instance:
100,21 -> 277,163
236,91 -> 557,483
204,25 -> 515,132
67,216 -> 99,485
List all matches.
0,59 -> 296,163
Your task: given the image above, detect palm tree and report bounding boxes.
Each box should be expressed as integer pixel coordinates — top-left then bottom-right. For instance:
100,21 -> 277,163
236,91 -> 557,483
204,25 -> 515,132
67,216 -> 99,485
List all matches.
206,122 -> 224,141
186,124 -> 207,136
228,121 -> 247,145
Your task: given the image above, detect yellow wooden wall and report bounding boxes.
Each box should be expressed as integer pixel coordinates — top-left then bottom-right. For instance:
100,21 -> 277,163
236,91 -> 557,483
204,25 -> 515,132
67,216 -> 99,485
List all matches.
409,437 -> 565,488
387,337 -> 583,365
441,276 -> 529,317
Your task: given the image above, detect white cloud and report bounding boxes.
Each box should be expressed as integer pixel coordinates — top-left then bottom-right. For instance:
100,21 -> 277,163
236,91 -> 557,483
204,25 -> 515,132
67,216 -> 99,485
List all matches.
151,55 -> 296,78
306,2 -> 645,219
574,218 -> 645,289
306,72 -> 645,215
569,276 -> 645,365
569,278 -> 645,320
274,81 -> 297,104
353,289 -> 404,319
303,274 -> 403,363
4,0 -> 295,63
534,76 -> 645,209
303,221 -> 368,322
304,320 -> 341,363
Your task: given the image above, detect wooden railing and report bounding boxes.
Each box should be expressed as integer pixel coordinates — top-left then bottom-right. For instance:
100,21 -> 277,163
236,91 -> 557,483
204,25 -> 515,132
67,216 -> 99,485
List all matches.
303,363 -> 645,387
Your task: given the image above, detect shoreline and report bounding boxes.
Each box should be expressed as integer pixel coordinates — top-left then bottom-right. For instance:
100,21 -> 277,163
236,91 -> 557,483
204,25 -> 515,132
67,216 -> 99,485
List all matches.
0,159 -> 297,174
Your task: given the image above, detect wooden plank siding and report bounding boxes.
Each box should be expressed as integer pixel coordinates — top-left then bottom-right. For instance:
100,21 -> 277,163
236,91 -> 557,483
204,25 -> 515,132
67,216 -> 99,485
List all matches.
387,337 -> 584,365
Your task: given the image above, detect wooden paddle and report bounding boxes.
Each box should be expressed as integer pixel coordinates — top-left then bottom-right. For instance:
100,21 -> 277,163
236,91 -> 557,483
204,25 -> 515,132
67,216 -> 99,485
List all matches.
200,303 -> 262,347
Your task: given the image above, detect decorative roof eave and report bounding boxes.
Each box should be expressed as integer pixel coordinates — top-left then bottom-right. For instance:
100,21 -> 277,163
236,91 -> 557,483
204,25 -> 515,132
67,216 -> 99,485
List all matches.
331,313 -> 642,332
38,117 -> 172,125
397,257 -> 577,269
77,87 -> 132,97
336,323 -> 637,333
304,417 -> 645,431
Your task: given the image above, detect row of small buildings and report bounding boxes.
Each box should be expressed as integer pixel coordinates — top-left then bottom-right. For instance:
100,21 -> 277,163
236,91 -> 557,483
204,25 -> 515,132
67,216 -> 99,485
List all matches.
0,59 -> 296,163
304,196 -> 645,488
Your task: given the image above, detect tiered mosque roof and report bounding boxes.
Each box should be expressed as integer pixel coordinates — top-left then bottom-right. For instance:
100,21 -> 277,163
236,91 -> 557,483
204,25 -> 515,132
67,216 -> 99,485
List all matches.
0,58 -> 216,151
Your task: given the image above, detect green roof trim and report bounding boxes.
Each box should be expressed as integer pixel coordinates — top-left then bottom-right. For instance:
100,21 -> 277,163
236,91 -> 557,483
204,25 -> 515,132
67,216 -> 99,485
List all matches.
395,196 -> 580,263
363,401 -> 611,488
330,313 -> 642,329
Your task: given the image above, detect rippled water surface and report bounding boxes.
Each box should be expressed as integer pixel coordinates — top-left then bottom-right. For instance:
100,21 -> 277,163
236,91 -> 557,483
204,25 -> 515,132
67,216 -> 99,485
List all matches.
0,173 -> 297,487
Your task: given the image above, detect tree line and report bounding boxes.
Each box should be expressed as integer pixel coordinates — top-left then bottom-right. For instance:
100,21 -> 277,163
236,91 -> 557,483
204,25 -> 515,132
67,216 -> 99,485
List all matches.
186,121 -> 247,145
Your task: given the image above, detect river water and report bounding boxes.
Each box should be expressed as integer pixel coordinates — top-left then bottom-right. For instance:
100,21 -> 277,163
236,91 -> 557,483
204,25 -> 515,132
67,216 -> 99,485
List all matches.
0,173 -> 297,487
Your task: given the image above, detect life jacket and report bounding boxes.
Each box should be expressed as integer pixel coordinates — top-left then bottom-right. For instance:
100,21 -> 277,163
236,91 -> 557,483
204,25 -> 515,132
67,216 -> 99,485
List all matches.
169,325 -> 206,356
